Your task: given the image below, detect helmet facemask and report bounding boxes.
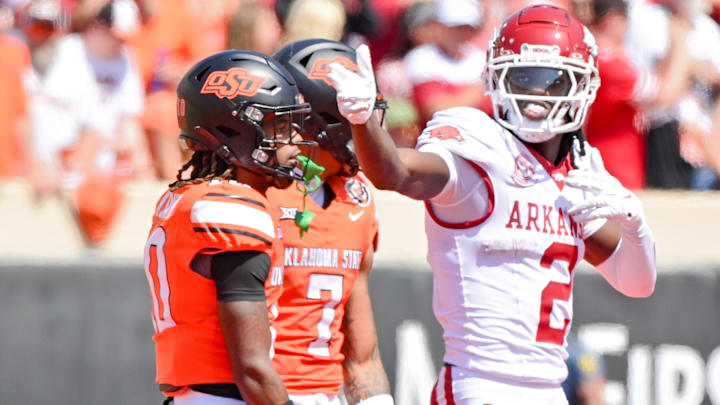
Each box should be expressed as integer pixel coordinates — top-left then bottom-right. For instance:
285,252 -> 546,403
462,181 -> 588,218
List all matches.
217,98 -> 315,181
485,35 -> 600,143
273,38 -> 389,176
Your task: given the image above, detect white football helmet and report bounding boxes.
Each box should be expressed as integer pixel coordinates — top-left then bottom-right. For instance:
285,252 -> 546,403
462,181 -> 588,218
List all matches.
483,4 -> 600,143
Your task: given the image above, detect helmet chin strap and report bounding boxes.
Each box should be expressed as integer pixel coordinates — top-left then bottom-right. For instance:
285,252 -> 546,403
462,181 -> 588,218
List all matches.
504,102 -> 572,143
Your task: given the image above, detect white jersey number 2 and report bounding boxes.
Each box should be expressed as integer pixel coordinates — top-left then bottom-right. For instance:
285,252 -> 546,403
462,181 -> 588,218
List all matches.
536,242 -> 579,345
307,273 -> 344,357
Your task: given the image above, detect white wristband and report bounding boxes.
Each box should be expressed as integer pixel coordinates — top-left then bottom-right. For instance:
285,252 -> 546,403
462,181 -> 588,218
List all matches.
356,394 -> 394,405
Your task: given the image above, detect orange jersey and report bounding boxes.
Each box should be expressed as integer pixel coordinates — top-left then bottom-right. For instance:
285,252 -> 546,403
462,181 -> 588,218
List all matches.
267,176 -> 379,395
143,179 -> 284,387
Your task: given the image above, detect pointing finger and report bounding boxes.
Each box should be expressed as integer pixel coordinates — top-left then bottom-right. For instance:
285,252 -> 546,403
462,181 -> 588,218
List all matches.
355,44 -> 374,81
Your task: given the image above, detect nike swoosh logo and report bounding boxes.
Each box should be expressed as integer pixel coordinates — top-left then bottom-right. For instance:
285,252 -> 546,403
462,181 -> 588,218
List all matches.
348,211 -> 364,222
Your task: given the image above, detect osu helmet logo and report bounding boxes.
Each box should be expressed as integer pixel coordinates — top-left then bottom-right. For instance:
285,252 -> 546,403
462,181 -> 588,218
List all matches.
201,67 -> 266,99
308,57 -> 358,86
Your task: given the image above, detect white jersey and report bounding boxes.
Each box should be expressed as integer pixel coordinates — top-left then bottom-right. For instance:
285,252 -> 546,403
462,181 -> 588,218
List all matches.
416,107 -> 606,386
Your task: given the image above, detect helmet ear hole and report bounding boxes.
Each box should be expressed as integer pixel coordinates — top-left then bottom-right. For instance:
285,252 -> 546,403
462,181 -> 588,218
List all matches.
216,126 -> 237,138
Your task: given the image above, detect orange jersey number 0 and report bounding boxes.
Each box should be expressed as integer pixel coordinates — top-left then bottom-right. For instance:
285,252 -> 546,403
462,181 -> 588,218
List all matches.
144,227 -> 176,333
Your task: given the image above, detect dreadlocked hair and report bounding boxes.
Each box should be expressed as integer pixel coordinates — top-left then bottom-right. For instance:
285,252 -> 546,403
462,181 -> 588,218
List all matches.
557,129 -> 587,169
169,150 -> 235,190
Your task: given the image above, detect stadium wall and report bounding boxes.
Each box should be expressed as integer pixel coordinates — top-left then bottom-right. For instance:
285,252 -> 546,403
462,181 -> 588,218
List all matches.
0,261 -> 718,405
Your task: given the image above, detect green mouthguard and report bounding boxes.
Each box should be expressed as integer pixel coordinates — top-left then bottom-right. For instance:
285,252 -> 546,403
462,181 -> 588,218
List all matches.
294,155 -> 325,236
296,155 -> 325,193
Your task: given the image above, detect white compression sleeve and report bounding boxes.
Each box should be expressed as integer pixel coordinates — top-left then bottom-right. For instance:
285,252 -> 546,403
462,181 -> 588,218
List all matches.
594,219 -> 657,298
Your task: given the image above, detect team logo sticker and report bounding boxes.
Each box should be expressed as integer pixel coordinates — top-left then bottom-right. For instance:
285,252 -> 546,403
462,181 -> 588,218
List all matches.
511,154 -> 536,187
201,67 -> 265,99
345,178 -> 371,207
308,57 -> 358,86
176,98 -> 187,128
429,126 -> 465,143
177,98 -> 186,117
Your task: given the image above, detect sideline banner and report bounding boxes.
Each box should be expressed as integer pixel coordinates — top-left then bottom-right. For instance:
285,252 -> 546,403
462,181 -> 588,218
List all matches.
0,263 -> 718,405
370,268 -> 720,405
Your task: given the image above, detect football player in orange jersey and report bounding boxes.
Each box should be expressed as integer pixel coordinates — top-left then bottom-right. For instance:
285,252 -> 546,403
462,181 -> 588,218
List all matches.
269,40 -> 394,405
143,50 -> 316,405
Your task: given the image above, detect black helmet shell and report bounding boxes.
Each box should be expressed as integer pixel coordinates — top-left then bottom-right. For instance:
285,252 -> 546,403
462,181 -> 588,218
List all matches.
274,39 -> 360,173
177,49 -> 310,178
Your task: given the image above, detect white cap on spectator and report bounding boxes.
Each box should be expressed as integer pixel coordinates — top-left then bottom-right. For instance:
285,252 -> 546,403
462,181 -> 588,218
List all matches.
27,0 -> 61,22
111,0 -> 140,37
95,0 -> 139,37
435,0 -> 483,28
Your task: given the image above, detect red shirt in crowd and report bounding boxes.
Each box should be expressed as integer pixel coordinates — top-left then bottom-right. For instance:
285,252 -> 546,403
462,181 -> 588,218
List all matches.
584,44 -> 646,190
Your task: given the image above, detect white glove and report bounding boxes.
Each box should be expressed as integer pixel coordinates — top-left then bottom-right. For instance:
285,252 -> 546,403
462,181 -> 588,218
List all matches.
356,394 -> 394,405
566,152 -> 655,298
564,169 -> 644,227
326,44 -> 377,125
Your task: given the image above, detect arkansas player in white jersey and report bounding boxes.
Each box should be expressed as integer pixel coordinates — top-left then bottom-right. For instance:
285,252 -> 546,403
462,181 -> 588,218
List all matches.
327,4 -> 657,405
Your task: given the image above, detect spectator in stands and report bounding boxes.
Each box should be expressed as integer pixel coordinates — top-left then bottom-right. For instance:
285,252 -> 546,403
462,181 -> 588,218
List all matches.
585,0 -> 694,190
3,0 -> 69,184
0,56 -> 28,178
1,0 -> 50,70
187,0 -> 239,55
25,2 -> 146,246
275,0 -> 380,48
70,0 -> 129,33
280,0 -> 346,44
130,0 -> 206,180
672,0 -> 720,191
562,335 -> 607,405
697,99 -> 720,189
403,0 -> 491,125
341,0 -> 382,47
624,0 -> 714,189
374,0 -> 437,148
712,0 -> 720,24
0,0 -> 35,178
226,0 -> 282,55
366,0 -> 424,69
0,1 -> 12,32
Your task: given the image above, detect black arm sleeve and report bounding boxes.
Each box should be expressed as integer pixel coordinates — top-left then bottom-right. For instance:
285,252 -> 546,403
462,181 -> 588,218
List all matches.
210,251 -> 271,302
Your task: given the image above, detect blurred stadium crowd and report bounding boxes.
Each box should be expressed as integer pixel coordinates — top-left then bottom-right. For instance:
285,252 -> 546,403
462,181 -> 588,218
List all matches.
0,0 -> 719,248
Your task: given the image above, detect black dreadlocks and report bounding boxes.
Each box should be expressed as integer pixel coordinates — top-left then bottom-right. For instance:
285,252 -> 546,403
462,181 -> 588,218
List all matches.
169,150 -> 234,191
557,129 -> 587,169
